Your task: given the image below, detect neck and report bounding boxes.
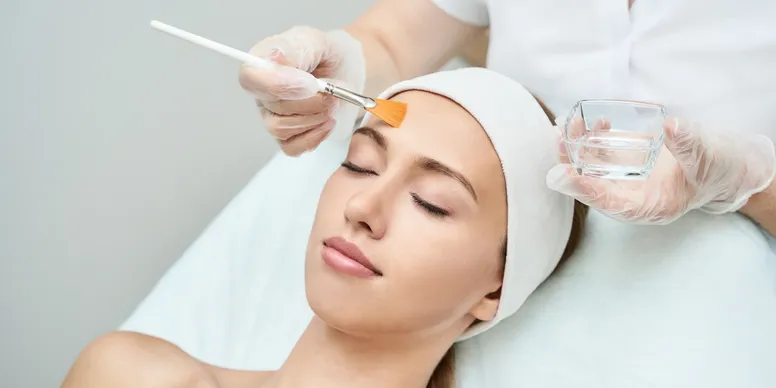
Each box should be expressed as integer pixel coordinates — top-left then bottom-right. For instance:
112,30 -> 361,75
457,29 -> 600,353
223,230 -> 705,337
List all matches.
264,317 -> 458,388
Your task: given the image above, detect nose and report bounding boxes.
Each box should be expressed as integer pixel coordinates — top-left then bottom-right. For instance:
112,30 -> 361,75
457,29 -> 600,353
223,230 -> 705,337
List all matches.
343,184 -> 389,240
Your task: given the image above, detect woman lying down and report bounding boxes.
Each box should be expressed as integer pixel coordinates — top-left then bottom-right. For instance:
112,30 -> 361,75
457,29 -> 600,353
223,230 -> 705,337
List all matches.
62,68 -> 587,388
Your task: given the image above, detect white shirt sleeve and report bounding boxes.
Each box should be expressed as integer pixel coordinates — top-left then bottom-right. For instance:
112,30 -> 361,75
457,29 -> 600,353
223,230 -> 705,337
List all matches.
432,0 -> 489,27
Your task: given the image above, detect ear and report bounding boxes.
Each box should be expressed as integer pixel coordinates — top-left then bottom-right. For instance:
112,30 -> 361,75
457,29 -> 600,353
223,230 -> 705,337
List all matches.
468,286 -> 501,322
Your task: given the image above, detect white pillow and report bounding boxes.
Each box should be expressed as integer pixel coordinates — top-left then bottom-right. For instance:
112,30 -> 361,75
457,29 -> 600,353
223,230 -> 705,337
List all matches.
455,209 -> 776,387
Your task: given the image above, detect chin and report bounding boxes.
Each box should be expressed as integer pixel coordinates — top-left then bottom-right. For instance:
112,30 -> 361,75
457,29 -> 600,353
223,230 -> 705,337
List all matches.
302,242 -> 445,337
305,267 -> 365,328
306,291 -> 380,337
305,276 -> 434,338
303,260 -> 386,336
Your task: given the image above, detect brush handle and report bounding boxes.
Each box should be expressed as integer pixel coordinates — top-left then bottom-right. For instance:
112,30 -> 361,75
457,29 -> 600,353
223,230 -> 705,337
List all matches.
150,21 -> 273,71
149,21 -> 374,107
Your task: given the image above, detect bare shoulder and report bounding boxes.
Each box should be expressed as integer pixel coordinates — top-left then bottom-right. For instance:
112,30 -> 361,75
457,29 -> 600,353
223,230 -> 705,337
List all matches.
207,366 -> 274,388
62,331 -> 219,388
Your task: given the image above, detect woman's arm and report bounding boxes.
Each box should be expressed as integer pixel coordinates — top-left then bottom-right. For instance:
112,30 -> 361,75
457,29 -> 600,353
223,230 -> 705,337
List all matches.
740,180 -> 776,237
344,0 -> 486,97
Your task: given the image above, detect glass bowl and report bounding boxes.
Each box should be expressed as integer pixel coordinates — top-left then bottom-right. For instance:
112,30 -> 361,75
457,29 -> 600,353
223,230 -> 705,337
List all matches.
562,99 -> 667,180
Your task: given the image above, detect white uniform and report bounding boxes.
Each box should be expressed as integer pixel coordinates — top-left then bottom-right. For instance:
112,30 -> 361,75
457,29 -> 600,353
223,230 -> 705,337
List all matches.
437,0 -> 776,141
122,2 -> 776,387
434,0 -> 776,387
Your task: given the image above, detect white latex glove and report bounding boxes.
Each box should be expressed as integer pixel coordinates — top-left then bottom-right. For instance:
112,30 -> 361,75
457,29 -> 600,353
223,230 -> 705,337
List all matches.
546,118 -> 776,225
238,27 -> 366,156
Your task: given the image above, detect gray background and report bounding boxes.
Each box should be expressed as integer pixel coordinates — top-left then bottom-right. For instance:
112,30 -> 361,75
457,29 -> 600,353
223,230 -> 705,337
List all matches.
0,0 -> 377,386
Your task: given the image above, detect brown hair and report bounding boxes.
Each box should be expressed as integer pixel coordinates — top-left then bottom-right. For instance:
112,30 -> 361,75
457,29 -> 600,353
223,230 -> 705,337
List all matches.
425,95 -> 589,388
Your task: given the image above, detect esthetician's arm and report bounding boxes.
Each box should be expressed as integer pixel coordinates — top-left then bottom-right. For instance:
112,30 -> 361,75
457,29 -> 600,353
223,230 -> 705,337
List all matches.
239,0 -> 484,155
344,0 -> 485,97
461,29 -> 490,67
741,180 -> 776,237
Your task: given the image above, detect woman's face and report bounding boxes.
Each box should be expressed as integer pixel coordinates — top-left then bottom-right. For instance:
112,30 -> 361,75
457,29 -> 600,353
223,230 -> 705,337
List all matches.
305,91 -> 507,339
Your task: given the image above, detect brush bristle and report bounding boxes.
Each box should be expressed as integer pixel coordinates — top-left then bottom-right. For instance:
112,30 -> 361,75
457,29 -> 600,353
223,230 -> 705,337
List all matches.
366,99 -> 408,128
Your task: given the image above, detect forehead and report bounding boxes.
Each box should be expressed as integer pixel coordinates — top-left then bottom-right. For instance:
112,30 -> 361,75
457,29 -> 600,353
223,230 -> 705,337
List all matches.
364,90 -> 504,196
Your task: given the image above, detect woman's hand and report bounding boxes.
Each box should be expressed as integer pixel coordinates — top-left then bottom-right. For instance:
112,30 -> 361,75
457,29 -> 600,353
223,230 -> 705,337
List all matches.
546,118 -> 776,225
238,27 -> 366,156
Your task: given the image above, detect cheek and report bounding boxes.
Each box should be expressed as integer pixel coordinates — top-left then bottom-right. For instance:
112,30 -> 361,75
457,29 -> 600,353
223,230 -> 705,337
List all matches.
381,218 -> 502,324
306,173 -> 351,301
389,205 -> 501,281
307,173 -> 349,267
310,172 -> 351,230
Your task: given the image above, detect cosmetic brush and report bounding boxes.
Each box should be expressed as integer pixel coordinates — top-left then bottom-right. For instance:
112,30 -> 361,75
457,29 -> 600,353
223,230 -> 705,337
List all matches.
149,21 -> 407,128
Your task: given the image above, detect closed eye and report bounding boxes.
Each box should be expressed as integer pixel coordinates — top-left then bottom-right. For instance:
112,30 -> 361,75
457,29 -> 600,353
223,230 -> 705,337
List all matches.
341,161 -> 377,175
342,161 -> 449,218
411,193 -> 450,217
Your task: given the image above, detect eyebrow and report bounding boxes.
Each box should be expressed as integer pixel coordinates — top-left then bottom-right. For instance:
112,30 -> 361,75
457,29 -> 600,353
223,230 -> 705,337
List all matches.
354,126 -> 387,149
353,126 -> 478,202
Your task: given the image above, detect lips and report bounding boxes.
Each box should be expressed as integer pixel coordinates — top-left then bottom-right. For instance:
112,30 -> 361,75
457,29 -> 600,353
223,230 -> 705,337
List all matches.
321,237 -> 382,278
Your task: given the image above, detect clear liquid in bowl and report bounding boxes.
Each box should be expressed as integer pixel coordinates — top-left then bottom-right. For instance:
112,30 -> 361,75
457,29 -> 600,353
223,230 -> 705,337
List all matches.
566,128 -> 662,180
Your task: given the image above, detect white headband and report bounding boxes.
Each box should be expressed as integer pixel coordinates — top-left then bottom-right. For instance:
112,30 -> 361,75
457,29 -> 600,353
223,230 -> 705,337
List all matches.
361,68 -> 575,340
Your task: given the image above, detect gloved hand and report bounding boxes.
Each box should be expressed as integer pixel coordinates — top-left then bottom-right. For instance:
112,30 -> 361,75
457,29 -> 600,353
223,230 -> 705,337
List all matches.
546,118 -> 776,225
238,26 -> 366,156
